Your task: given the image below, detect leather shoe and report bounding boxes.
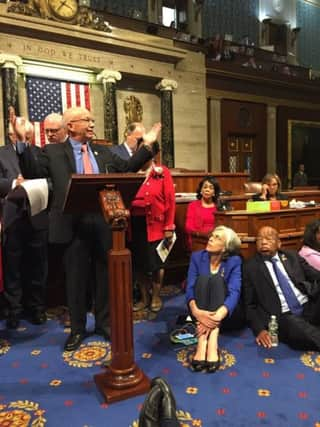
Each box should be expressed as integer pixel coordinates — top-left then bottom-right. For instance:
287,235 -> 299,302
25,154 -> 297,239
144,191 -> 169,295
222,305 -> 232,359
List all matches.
29,311 -> 47,325
206,358 -> 221,374
64,333 -> 85,352
190,359 -> 207,372
152,377 -> 179,426
6,315 -> 20,330
139,382 -> 162,427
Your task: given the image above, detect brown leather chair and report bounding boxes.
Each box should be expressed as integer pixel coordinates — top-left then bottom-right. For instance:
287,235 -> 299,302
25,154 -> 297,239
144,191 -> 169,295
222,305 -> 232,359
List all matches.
243,182 -> 262,194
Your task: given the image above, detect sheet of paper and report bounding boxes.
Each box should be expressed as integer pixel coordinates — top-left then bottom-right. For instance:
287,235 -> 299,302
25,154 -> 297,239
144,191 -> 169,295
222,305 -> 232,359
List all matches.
156,232 -> 177,263
20,179 -> 48,216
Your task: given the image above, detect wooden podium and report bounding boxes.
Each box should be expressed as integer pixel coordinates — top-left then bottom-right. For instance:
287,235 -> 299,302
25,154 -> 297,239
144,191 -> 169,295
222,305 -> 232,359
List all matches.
64,173 -> 150,403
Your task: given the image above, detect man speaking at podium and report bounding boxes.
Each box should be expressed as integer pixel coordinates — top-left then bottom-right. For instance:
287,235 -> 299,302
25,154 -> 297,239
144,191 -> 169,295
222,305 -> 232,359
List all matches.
13,106 -> 160,352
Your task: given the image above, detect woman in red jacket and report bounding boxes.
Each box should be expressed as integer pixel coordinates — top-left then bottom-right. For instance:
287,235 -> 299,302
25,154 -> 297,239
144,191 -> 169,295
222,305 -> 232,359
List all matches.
131,149 -> 176,313
185,176 -> 221,251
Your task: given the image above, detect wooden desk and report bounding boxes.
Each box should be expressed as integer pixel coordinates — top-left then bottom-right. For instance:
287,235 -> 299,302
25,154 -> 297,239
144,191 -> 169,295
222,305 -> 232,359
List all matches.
167,200 -> 320,282
172,172 -> 249,195
222,190 -> 320,210
212,206 -> 320,258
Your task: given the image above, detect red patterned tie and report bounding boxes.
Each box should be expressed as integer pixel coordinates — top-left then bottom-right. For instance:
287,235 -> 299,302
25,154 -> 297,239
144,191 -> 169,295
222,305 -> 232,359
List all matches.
82,143 -> 93,174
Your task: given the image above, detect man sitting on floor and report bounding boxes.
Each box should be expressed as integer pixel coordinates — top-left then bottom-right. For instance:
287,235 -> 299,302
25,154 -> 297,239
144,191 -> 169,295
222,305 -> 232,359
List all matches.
243,226 -> 320,350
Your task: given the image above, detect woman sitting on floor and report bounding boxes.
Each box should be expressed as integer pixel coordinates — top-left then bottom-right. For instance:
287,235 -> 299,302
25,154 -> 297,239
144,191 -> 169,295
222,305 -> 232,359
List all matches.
252,173 -> 288,201
185,176 -> 221,251
186,225 -> 243,373
299,219 -> 320,271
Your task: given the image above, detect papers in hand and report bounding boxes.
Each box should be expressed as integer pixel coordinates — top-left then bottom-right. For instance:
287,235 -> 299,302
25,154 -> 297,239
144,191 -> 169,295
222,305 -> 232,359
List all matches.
156,232 -> 177,263
20,179 -> 49,216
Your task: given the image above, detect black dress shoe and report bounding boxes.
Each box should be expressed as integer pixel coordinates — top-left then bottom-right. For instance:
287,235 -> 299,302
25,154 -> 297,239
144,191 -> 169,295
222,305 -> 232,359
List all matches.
6,315 -> 20,330
206,358 -> 221,374
139,383 -> 162,427
64,333 -> 85,352
151,377 -> 179,427
190,359 -> 207,372
29,311 -> 47,325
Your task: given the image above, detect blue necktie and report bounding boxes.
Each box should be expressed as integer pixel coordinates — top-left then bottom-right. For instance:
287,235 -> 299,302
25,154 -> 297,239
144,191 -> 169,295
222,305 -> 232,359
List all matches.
271,257 -> 303,315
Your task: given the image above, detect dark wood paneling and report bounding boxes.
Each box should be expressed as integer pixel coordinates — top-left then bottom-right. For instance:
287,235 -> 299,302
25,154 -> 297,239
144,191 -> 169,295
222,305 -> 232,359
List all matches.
277,107 -> 320,188
221,100 -> 267,181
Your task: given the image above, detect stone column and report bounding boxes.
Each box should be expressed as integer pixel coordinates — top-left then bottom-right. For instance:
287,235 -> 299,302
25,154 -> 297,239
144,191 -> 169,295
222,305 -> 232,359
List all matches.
0,54 -> 23,142
187,0 -> 202,37
97,70 -> 122,144
208,97 -> 221,172
155,78 -> 178,168
267,105 -> 277,177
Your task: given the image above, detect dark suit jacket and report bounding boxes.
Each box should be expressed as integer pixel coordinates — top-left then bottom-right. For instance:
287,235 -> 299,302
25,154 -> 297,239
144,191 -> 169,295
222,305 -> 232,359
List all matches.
19,138 -> 153,243
243,250 -> 320,336
110,143 -> 131,160
0,143 -> 47,230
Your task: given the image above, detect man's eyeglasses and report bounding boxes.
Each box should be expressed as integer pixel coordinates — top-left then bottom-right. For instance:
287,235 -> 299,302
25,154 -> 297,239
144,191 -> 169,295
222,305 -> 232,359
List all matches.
69,118 -> 95,124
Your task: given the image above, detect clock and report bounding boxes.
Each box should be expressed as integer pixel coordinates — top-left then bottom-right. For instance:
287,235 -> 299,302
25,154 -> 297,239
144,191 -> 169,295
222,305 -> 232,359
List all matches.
48,0 -> 79,21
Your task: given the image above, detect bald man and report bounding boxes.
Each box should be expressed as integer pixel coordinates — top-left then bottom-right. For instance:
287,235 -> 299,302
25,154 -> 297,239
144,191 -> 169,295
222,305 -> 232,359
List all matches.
243,226 -> 320,351
15,106 -> 160,351
0,120 -> 48,329
43,113 -> 67,144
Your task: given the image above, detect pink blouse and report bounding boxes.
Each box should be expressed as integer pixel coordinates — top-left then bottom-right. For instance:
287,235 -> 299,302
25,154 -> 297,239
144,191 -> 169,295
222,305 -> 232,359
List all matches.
299,245 -> 320,271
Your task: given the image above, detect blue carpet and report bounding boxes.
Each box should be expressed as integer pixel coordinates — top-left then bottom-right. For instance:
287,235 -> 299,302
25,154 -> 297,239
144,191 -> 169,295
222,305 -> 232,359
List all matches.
1,291 -> 320,427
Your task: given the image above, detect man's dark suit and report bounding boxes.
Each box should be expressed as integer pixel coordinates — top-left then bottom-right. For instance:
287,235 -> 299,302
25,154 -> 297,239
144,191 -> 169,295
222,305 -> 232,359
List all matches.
243,250 -> 320,350
110,143 -> 131,161
0,143 -> 48,319
19,139 -> 153,337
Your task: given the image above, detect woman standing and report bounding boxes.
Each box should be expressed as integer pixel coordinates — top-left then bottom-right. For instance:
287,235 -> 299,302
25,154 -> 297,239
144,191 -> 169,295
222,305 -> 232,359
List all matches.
185,176 -> 220,250
131,148 -> 176,313
186,226 -> 242,373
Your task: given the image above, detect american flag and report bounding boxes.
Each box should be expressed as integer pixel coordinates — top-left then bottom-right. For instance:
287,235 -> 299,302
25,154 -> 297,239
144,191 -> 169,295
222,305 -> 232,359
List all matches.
26,76 -> 91,146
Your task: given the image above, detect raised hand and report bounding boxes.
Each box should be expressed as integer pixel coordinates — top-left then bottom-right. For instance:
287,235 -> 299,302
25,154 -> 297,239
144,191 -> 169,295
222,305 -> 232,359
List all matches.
143,122 -> 161,146
8,106 -> 27,142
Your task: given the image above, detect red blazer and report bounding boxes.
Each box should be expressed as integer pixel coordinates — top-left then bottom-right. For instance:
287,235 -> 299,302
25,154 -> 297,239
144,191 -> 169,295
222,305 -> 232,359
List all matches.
131,165 -> 175,242
185,199 -> 217,249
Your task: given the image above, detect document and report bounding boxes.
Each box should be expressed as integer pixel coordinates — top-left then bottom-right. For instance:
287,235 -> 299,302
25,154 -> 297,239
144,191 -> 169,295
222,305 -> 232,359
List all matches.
156,232 -> 177,263
20,179 -> 49,216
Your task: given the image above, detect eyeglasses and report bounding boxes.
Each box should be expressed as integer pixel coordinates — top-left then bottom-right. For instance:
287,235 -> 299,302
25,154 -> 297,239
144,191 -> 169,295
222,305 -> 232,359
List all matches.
45,128 -> 61,134
69,118 -> 95,124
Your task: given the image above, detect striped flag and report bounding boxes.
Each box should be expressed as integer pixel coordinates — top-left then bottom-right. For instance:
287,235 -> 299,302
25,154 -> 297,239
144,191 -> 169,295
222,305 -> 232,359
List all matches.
26,76 -> 91,146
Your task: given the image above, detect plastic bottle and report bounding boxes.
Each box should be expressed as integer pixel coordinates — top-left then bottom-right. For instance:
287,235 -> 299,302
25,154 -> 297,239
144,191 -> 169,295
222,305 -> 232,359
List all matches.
268,315 -> 279,347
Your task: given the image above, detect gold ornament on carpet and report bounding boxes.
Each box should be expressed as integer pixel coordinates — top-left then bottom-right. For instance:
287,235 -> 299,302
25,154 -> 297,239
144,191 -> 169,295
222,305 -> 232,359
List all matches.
63,341 -> 111,368
176,347 -> 236,371
301,351 -> 320,372
0,339 -> 10,355
0,400 -> 46,427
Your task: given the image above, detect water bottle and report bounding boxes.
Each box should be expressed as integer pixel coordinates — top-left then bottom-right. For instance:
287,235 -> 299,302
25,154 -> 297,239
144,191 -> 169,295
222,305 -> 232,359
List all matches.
268,315 -> 279,347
